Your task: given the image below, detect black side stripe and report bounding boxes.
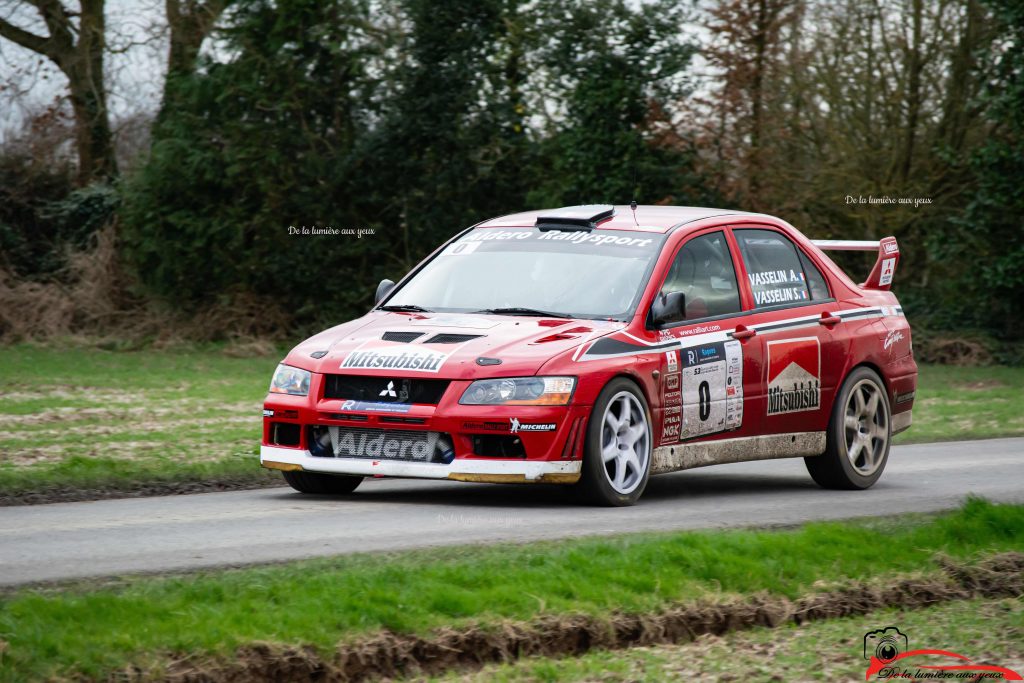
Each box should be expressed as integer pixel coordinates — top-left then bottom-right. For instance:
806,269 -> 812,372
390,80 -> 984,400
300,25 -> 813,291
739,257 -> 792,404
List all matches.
585,336 -> 677,357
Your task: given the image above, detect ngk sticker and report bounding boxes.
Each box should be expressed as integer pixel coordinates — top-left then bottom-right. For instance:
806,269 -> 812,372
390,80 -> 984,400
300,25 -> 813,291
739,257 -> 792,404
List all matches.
766,337 -> 821,415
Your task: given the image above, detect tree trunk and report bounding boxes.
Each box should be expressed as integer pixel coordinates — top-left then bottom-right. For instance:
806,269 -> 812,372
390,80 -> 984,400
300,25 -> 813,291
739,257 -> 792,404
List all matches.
0,0 -> 116,185
69,0 -> 117,183
160,0 -> 228,121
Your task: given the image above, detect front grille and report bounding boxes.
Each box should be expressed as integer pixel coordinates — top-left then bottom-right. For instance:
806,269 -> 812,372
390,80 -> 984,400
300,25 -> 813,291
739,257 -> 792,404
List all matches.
379,416 -> 426,424
424,333 -> 482,344
319,426 -> 450,462
382,331 -> 423,343
323,375 -> 450,404
472,434 -> 526,458
270,422 -> 301,447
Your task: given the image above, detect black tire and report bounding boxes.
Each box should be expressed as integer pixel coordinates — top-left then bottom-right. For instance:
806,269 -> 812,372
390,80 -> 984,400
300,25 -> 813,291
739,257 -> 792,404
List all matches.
282,470 -> 363,495
805,366 -> 891,490
575,378 -> 653,506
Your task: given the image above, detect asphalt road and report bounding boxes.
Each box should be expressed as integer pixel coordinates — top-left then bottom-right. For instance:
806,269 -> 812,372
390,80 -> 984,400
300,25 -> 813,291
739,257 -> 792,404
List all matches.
1,438 -> 1022,587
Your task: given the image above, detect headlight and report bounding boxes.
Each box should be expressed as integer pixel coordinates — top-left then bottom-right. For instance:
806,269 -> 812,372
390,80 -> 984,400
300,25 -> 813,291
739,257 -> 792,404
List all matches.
269,364 -> 311,396
460,377 -> 575,405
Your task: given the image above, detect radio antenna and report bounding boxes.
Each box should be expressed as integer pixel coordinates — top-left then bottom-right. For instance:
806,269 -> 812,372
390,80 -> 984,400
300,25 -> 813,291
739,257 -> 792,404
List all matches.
630,166 -> 639,226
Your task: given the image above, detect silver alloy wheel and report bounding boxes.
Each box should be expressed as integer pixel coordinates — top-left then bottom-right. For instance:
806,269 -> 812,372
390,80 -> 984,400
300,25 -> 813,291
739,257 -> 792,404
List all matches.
600,391 -> 651,495
843,378 -> 889,476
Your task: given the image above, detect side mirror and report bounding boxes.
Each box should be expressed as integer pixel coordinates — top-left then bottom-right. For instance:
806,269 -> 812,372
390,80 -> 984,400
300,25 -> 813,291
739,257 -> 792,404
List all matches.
651,291 -> 686,327
374,279 -> 395,305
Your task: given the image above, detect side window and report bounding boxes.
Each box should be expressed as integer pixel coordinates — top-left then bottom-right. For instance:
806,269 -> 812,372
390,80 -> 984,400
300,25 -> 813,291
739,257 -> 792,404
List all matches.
735,229 -> 826,307
798,250 -> 831,301
660,231 -> 741,320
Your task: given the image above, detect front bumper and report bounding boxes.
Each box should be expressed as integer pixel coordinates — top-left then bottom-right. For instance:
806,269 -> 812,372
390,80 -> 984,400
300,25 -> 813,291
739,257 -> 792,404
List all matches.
261,373 -> 590,485
261,445 -> 582,484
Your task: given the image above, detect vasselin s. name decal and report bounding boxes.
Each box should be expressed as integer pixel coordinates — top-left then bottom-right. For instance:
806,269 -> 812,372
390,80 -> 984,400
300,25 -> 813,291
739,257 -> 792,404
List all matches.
766,337 -> 821,415
341,346 -> 449,373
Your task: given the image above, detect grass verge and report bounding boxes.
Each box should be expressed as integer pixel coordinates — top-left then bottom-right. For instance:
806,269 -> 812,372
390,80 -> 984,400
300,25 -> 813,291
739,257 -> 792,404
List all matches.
440,597 -> 1024,682
0,343 -> 282,504
0,498 -> 1022,680
894,364 -> 1024,444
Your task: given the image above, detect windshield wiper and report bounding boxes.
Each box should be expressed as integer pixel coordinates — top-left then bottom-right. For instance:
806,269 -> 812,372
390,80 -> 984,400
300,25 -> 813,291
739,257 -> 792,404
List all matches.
473,307 -> 574,319
378,304 -> 433,313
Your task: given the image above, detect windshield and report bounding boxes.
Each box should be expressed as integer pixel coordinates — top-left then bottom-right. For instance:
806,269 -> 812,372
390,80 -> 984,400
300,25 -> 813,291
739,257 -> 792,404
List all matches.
384,228 -> 666,320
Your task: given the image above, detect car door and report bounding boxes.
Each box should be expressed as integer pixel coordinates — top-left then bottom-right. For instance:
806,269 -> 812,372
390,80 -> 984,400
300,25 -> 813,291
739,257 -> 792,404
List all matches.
653,229 -> 763,445
729,226 -> 848,436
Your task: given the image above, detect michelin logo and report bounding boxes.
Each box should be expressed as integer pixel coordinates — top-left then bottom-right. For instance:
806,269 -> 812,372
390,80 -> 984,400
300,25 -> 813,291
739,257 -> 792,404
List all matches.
342,347 -> 449,373
510,417 -> 556,433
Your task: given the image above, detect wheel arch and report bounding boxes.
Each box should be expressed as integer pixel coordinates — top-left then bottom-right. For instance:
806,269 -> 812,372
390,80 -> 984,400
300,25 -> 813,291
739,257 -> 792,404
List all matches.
831,360 -> 889,413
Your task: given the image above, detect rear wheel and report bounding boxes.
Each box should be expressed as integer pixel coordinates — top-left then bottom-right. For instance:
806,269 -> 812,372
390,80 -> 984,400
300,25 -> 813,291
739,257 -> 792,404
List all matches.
805,366 -> 891,489
576,378 -> 652,506
282,470 -> 363,495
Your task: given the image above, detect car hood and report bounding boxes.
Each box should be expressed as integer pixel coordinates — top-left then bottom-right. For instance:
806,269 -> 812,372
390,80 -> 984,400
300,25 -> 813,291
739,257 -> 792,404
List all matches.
284,311 -> 625,379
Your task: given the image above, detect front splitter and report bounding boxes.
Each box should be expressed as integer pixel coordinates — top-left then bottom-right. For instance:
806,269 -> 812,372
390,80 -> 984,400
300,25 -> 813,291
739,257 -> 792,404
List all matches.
261,445 -> 581,484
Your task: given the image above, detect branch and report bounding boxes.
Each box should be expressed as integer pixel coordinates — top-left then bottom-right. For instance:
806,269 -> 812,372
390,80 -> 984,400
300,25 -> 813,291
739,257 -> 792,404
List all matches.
0,15 -> 57,60
29,0 -> 76,52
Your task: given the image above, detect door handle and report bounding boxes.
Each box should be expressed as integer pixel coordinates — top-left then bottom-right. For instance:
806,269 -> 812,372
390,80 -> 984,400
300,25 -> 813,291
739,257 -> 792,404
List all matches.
819,312 -> 841,326
732,325 -> 756,340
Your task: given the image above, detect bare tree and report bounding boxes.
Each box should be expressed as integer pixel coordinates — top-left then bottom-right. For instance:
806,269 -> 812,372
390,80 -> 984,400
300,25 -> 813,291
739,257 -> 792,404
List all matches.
0,0 -> 117,184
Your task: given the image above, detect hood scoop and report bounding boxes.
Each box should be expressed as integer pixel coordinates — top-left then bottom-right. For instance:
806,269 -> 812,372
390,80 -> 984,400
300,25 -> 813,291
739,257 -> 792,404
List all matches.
381,331 -> 424,343
533,326 -> 592,344
423,333 -> 483,344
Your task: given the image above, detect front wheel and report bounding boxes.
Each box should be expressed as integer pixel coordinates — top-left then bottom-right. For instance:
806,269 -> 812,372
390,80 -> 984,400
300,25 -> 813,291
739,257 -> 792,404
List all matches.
282,470 -> 363,495
805,366 -> 891,489
576,378 -> 653,506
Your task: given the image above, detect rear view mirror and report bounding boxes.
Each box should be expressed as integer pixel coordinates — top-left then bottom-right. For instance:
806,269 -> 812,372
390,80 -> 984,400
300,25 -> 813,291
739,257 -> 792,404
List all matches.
374,279 -> 395,305
651,291 -> 686,327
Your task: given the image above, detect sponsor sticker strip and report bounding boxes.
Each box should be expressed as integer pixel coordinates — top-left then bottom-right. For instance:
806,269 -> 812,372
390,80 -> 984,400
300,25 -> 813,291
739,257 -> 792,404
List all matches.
576,305 -> 902,363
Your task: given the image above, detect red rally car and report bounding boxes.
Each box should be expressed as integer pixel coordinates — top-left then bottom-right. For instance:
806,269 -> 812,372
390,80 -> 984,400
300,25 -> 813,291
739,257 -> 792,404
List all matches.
261,205 -> 917,505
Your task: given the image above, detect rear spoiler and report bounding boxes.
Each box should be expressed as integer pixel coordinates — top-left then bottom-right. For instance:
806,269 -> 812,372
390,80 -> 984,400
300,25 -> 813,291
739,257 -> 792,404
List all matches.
811,237 -> 899,291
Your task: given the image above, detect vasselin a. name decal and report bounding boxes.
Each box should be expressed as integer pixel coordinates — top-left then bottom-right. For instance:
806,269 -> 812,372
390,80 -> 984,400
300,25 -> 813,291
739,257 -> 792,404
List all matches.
766,337 -> 821,415
341,346 -> 449,372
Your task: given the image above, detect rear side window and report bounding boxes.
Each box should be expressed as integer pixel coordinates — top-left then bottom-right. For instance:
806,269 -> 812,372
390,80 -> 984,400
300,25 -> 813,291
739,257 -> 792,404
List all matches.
659,231 -> 741,320
798,250 -> 830,300
735,229 -> 828,307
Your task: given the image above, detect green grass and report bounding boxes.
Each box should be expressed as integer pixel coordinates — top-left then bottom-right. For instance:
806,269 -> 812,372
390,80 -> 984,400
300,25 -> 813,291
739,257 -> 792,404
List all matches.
896,365 -> 1024,443
0,343 -> 1021,500
0,343 -> 283,500
0,499 -> 1022,681
444,597 -> 1024,682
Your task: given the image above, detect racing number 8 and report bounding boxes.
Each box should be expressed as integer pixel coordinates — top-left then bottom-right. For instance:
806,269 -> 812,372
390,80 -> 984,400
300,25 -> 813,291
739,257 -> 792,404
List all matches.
698,381 -> 711,421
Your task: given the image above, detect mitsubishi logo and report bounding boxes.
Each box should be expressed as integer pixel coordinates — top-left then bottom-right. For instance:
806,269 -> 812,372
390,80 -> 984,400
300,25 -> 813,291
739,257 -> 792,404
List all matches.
379,381 -> 397,398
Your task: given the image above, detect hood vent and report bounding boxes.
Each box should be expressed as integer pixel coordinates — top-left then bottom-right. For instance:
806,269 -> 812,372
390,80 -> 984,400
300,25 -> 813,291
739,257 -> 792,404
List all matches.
424,333 -> 482,344
533,326 -> 592,344
382,331 -> 424,343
